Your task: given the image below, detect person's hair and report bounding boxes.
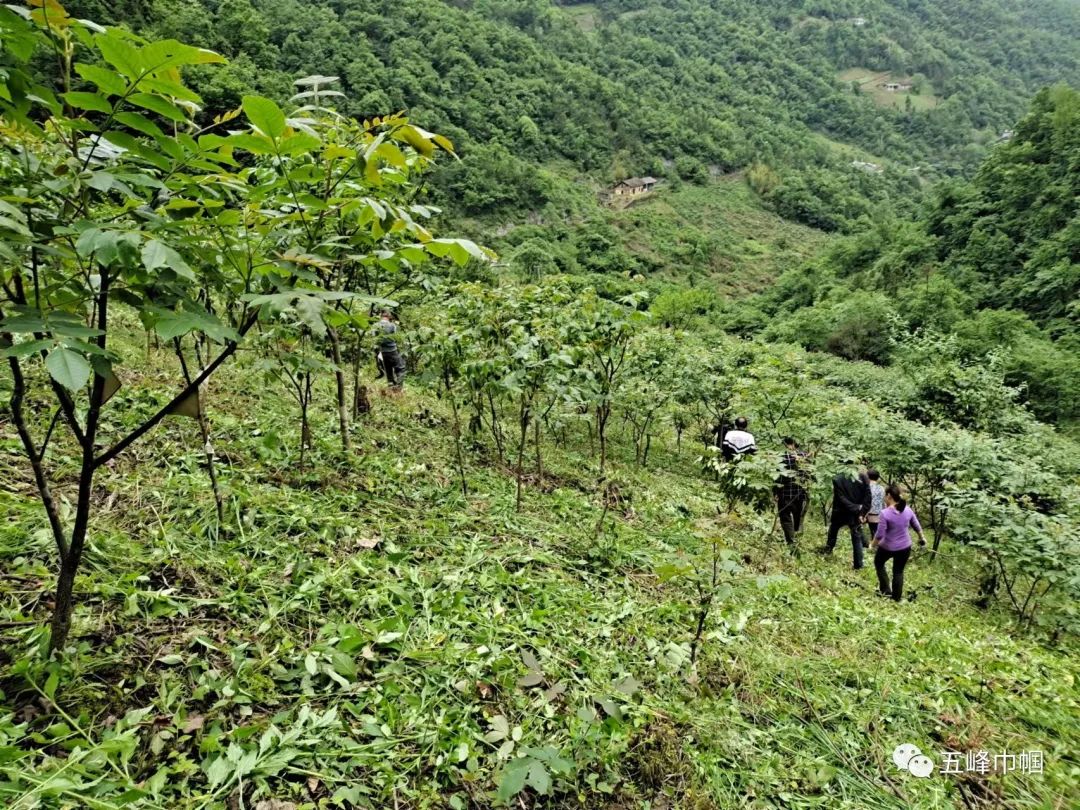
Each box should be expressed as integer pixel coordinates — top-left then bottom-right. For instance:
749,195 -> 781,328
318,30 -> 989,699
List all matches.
782,436 -> 796,447
380,309 -> 391,318
886,484 -> 906,513
867,469 -> 880,481
735,416 -> 748,430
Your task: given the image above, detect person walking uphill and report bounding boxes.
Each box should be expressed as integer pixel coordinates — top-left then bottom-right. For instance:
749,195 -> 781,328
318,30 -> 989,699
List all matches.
822,463 -> 871,568
721,416 -> 757,461
872,485 -> 927,601
774,437 -> 809,550
373,310 -> 406,391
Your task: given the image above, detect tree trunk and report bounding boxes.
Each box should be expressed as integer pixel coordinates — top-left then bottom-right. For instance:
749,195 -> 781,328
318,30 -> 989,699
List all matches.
175,338 -> 224,528
327,327 -> 351,452
488,392 -> 505,462
598,405 -> 610,474
515,399 -> 530,512
446,373 -> 468,497
352,336 -> 366,415
299,372 -> 312,471
51,273 -> 110,654
534,413 -> 543,485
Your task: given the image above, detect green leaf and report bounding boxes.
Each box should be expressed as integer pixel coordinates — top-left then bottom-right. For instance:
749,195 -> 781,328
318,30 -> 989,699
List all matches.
62,91 -> 112,113
279,132 -> 322,155
397,124 -> 435,157
142,239 -> 194,280
103,131 -> 172,170
74,63 -> 128,96
225,132 -> 274,155
526,760 -> 551,795
114,111 -> 165,139
45,347 -> 91,392
496,758 -> 530,803
1,338 -> 54,358
139,39 -> 225,72
43,670 -> 59,700
94,32 -> 142,79
128,92 -> 188,123
242,95 -> 286,141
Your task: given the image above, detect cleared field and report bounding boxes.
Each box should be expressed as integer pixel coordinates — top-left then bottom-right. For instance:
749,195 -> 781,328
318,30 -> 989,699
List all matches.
838,67 -> 941,111
564,3 -> 599,32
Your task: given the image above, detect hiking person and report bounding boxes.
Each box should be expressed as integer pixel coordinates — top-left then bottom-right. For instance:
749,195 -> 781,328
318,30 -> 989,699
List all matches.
821,461 -> 871,568
373,310 -> 406,390
721,416 -> 757,460
774,437 -> 809,549
865,469 -> 885,540
872,485 -> 927,602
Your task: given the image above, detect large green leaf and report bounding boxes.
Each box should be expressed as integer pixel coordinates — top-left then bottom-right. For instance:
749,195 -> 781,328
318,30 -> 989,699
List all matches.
242,95 -> 286,141
142,239 -> 194,280
496,758 -> 530,802
94,32 -> 142,80
139,39 -> 225,72
128,92 -> 188,123
45,347 -> 92,392
74,63 -> 127,96
62,91 -> 112,113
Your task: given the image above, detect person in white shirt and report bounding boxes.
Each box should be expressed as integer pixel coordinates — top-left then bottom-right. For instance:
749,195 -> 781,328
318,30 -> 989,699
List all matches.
721,416 -> 757,461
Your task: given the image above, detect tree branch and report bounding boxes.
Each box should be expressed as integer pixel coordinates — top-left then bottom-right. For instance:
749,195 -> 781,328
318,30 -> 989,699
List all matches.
94,313 -> 258,468
7,354 -> 69,559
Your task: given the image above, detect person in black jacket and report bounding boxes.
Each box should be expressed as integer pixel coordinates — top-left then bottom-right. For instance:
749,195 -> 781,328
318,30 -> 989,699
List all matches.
821,462 -> 871,569
774,437 -> 809,550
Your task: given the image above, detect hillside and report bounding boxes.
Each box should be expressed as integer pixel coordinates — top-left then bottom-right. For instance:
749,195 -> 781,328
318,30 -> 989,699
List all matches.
2,3 -> 1080,810
3,322 -> 1079,809
69,0 -> 1080,236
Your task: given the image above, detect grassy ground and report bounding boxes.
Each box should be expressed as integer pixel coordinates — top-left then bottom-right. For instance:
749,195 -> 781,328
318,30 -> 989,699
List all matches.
609,177 -> 829,295
563,4 -> 600,33
1,344 -> 1076,809
837,68 -> 941,111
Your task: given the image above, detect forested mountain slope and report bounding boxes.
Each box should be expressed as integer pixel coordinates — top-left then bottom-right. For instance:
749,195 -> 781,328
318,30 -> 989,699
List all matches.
72,0 -> 1080,229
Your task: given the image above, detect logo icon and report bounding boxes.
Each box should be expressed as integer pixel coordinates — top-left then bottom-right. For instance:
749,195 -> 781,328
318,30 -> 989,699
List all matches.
893,744 -> 935,778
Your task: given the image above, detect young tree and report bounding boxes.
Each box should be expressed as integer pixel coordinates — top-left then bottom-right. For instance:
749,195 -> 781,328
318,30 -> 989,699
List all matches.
581,291 -> 646,474
0,4 -> 485,657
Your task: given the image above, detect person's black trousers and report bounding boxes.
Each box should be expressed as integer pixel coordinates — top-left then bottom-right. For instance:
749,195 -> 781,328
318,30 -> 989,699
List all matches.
827,509 -> 865,568
382,349 -> 406,387
778,494 -> 807,545
874,546 -> 911,601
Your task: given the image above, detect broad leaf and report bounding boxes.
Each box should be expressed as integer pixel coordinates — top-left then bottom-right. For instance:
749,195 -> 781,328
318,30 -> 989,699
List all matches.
242,95 -> 286,141
45,347 -> 91,392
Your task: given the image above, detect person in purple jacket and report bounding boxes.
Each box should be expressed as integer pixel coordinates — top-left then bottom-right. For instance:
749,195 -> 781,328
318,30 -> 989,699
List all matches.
872,485 -> 928,602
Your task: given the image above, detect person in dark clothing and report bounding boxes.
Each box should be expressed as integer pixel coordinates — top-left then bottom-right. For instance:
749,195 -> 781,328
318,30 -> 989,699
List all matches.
721,416 -> 757,461
822,462 -> 871,568
774,437 -> 809,549
373,310 -> 406,390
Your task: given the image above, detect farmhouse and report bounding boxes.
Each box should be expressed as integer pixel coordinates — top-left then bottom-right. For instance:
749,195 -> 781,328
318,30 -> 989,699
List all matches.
849,17 -> 868,26
852,160 -> 883,174
613,176 -> 658,196
883,81 -> 913,92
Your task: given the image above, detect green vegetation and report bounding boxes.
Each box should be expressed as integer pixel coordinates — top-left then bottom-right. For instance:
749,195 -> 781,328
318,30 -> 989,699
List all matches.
61,0 -> 1080,239
2,2 -> 1080,809
754,85 -> 1080,425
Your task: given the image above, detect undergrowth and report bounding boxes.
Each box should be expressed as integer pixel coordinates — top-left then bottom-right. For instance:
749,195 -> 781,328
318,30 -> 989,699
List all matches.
1,348 -> 1077,809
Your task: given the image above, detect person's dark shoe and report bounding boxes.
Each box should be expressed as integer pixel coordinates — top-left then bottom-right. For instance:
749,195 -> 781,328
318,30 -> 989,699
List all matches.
853,565 -> 864,570
876,590 -> 892,598
817,546 -> 833,555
